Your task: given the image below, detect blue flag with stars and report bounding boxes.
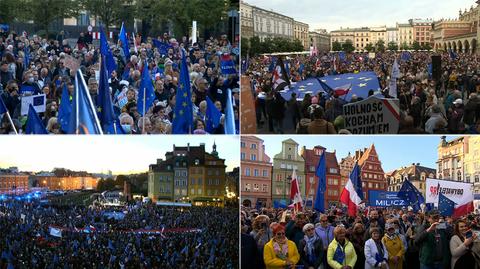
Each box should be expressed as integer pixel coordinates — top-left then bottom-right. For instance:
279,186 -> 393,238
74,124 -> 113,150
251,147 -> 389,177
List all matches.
205,96 -> 221,133
97,55 -> 116,131
152,39 -> 173,56
137,61 -> 155,116
280,71 -> 381,102
438,192 -> 455,217
100,26 -> 117,76
57,83 -> 71,132
314,152 -> 326,213
0,96 -> 7,114
119,22 -> 130,62
26,104 -> 48,134
172,50 -> 193,134
397,177 -> 425,212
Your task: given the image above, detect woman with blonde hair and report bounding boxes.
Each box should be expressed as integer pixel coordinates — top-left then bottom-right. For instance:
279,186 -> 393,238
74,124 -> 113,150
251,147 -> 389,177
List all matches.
327,226 -> 357,269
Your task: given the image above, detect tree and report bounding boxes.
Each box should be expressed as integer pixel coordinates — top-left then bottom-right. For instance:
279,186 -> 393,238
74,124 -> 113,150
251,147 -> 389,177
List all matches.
412,41 -> 421,51
241,37 -> 250,57
82,0 -> 133,33
375,39 -> 385,52
291,39 -> 304,52
332,41 -> 342,51
365,42 -> 374,52
0,0 -> 21,24
400,41 -> 410,50
249,36 -> 262,55
387,41 -> 398,51
423,43 -> 432,51
342,39 -> 355,53
20,0 -> 81,36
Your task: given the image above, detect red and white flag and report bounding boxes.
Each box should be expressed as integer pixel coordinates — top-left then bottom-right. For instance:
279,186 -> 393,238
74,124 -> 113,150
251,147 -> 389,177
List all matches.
290,169 -> 303,211
340,163 -> 364,217
333,83 -> 352,97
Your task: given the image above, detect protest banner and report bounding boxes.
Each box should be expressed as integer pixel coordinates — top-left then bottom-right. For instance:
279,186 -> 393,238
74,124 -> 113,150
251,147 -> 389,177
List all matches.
368,190 -> 406,207
63,54 -> 80,73
343,96 -> 400,134
369,52 -> 376,59
220,55 -> 237,75
240,76 -> 256,134
21,94 -> 46,116
426,178 -> 474,216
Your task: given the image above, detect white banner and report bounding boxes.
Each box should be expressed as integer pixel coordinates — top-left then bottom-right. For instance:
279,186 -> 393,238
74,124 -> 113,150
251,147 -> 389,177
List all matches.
192,21 -> 197,44
49,226 -> 62,238
426,178 -> 474,206
343,96 -> 400,134
21,94 -> 46,116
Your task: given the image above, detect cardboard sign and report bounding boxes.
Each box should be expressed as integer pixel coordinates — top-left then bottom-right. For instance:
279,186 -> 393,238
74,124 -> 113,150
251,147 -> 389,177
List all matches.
343,96 -> 400,134
426,178 -> 473,206
21,94 -> 46,116
368,190 -> 406,207
63,54 -> 80,73
240,76 -> 256,134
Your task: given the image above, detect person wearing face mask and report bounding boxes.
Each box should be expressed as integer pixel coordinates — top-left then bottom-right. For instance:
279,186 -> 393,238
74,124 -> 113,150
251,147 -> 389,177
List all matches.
299,223 -> 324,269
364,228 -> 388,269
382,221 -> 405,269
21,71 -> 41,94
264,223 -> 300,269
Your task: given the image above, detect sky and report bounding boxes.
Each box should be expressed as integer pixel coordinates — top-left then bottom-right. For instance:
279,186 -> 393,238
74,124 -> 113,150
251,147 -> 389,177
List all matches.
256,135 -> 459,172
246,0 -> 475,32
0,136 -> 240,174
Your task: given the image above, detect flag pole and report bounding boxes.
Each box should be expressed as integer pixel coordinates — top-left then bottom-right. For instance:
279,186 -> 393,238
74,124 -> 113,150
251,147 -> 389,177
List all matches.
5,111 -> 18,134
142,87 -> 146,134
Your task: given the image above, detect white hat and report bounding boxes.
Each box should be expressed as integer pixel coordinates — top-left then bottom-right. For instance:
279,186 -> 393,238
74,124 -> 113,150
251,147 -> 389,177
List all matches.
453,98 -> 463,105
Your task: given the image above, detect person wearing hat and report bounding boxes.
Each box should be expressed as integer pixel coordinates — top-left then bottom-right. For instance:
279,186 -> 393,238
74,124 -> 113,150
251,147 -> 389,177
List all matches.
299,223 -> 324,269
364,227 -> 388,269
382,221 -> 405,269
327,226 -> 357,269
263,223 -> 300,269
448,98 -> 465,133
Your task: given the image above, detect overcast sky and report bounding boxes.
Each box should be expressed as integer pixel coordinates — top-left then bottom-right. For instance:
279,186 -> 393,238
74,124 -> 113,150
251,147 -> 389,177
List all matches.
246,0 -> 475,31
0,136 -> 239,174
255,135 -> 459,173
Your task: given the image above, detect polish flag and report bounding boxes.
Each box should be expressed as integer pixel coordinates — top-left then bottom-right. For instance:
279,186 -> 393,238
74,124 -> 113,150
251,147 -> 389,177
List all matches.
290,169 -> 303,211
333,83 -> 352,97
340,163 -> 364,217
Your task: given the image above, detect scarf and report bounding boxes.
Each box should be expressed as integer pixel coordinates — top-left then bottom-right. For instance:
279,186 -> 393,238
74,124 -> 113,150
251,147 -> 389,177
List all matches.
333,241 -> 346,264
304,234 -> 318,262
273,239 -> 289,260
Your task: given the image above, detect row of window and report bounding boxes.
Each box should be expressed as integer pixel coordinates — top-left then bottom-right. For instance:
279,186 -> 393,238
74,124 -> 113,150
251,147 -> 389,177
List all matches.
244,183 -> 268,192
241,153 -> 257,161
244,168 -> 269,177
274,174 -> 303,182
241,142 -> 257,149
308,166 -> 338,174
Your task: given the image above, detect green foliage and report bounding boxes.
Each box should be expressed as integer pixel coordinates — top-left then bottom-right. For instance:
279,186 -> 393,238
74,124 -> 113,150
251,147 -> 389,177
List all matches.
422,43 -> 432,51
412,41 -> 421,51
365,43 -> 374,52
81,0 -> 134,32
400,41 -> 410,50
342,39 -> 355,53
375,39 -> 385,52
241,37 -> 250,57
0,0 -> 20,24
387,41 -> 398,51
332,41 -> 342,51
246,36 -> 304,55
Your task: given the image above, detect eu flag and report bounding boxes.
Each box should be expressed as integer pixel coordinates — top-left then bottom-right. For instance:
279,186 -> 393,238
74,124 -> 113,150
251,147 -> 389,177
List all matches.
136,61 -> 155,116
205,96 -> 221,133
100,26 -> 117,76
97,55 -> 115,131
152,39 -> 172,56
119,22 -> 130,61
438,192 -> 455,217
24,45 -> 30,68
172,50 -> 193,134
57,83 -> 71,132
397,178 -> 425,212
68,70 -> 103,134
224,89 -> 236,134
0,96 -> 6,114
26,104 -> 48,134
314,152 -> 326,212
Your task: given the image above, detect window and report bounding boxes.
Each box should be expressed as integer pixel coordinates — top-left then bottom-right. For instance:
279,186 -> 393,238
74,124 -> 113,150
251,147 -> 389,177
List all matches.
457,171 -> 462,181
198,188 -> 202,195
240,153 -> 245,160
309,177 -> 314,184
475,175 -> 479,183
245,168 -> 250,176
244,183 -> 251,191
251,143 -> 257,149
329,168 -> 338,174
254,169 -> 259,177
262,184 -> 267,192
280,163 -> 286,169
276,174 -> 282,181
191,178 -> 195,185
77,13 -> 90,26
368,182 -> 373,188
254,184 -> 259,191
251,154 -> 257,161
190,188 -> 195,195
310,166 -> 315,172
241,142 -> 245,148
466,176 -> 471,183
287,164 -> 292,170
288,154 -> 292,160
263,170 -> 268,177
276,187 -> 281,195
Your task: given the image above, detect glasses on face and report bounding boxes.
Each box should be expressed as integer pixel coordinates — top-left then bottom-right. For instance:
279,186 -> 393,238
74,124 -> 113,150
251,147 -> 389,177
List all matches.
306,228 -> 314,232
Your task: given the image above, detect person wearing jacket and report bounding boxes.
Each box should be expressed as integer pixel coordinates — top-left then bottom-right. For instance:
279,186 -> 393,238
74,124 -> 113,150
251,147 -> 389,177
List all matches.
365,227 -> 388,269
449,219 -> 478,269
382,222 -> 405,269
327,226 -> 357,269
299,223 -> 324,269
264,223 -> 300,269
414,213 -> 451,269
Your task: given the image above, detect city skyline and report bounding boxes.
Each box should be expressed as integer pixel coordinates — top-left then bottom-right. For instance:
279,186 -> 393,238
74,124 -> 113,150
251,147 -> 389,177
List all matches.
256,135 -> 459,173
246,0 -> 474,32
0,136 -> 240,174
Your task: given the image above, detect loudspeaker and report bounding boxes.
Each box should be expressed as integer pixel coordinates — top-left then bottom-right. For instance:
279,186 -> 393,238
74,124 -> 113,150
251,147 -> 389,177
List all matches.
431,55 -> 441,80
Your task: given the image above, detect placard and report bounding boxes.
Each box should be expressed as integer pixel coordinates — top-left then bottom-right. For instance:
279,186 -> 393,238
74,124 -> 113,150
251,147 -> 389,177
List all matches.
21,94 -> 46,116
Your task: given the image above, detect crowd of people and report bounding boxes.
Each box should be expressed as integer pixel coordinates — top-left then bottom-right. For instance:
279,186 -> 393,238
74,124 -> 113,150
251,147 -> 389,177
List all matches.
241,206 -> 480,269
0,199 -> 238,268
0,29 -> 239,134
244,51 -> 480,134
